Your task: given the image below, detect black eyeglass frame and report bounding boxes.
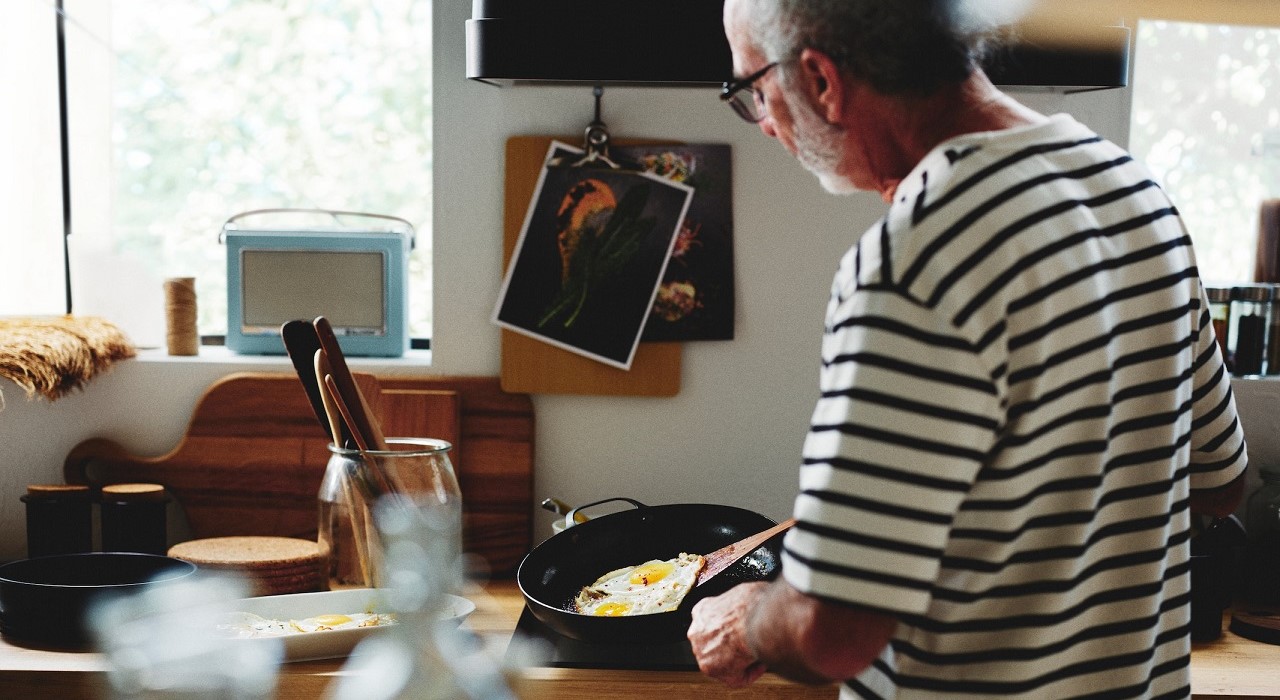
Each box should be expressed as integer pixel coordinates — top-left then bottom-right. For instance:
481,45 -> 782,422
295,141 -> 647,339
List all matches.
720,61 -> 779,123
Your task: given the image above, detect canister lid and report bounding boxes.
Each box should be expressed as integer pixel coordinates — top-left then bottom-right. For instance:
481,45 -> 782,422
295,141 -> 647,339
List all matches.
1206,287 -> 1231,303
23,484 -> 91,499
101,483 -> 168,502
1232,285 -> 1275,302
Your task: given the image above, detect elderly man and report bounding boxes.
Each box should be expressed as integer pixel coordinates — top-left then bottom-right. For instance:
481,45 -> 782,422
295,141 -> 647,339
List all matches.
688,1 -> 1249,697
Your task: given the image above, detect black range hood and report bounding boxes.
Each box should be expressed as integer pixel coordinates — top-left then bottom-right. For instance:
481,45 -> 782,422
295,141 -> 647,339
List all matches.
983,25 -> 1131,92
465,0 -> 731,86
466,0 -> 1129,91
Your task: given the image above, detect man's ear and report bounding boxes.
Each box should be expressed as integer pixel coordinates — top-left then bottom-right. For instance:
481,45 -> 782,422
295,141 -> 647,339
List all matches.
796,47 -> 845,124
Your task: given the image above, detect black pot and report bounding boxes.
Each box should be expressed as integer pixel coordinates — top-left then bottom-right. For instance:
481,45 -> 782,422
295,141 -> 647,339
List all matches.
0,552 -> 197,648
517,498 -> 784,643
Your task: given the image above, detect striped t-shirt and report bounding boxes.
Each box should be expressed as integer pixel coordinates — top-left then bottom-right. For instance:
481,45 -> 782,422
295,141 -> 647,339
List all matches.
781,114 -> 1247,699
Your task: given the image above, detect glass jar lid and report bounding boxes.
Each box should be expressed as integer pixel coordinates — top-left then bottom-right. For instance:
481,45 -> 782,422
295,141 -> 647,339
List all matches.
1232,284 -> 1275,302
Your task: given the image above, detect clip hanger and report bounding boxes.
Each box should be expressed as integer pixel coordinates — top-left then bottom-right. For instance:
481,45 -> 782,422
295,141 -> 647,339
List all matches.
548,86 -> 626,170
580,85 -> 618,167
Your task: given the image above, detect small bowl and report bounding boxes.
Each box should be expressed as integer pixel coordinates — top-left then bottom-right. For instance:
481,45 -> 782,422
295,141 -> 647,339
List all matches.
0,552 -> 197,648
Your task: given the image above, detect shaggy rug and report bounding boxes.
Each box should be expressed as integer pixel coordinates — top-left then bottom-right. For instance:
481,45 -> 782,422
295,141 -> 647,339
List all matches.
0,316 -> 136,407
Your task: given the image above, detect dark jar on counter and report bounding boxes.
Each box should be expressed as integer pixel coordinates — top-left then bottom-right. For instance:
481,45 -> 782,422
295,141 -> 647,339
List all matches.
1269,283 -> 1280,375
1244,468 -> 1280,606
100,483 -> 170,555
1229,285 -> 1273,376
21,484 -> 93,558
1207,286 -> 1231,369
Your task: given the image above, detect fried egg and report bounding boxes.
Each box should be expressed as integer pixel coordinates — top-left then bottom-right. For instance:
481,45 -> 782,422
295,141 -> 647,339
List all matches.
574,552 -> 705,617
216,611 -> 396,638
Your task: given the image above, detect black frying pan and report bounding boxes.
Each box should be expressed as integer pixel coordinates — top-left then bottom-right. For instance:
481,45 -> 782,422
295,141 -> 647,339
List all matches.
516,498 -> 784,643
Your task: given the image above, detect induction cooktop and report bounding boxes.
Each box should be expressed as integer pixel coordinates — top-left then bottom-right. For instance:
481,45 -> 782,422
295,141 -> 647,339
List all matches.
506,607 -> 699,671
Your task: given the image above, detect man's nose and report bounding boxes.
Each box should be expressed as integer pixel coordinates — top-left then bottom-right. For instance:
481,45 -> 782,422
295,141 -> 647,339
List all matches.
759,116 -> 778,139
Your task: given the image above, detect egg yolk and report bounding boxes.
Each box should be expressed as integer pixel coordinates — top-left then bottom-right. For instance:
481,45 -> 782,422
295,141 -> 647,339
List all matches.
629,561 -> 674,586
592,602 -> 631,616
310,614 -> 353,627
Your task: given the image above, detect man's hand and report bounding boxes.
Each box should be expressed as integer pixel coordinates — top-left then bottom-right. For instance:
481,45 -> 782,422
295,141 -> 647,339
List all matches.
687,581 -> 770,688
689,577 -> 898,688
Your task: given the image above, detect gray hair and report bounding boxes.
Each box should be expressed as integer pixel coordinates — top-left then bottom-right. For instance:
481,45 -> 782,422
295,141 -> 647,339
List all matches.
736,0 -> 989,96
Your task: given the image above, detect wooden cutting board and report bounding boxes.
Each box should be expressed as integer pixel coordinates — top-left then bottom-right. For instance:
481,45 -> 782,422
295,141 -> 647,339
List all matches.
63,372 -> 534,575
501,135 -> 683,396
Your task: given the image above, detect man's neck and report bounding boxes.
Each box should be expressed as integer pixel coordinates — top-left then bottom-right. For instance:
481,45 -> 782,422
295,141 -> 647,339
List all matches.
899,69 -> 1047,160
860,69 -> 1047,200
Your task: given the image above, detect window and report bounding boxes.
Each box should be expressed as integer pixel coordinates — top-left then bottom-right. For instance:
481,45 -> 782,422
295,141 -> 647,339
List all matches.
1130,19 -> 1280,284
3,0 -> 433,346
0,1 -> 65,316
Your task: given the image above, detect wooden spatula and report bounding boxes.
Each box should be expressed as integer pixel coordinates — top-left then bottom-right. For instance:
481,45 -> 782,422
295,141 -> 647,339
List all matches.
695,517 -> 797,587
281,320 -> 341,444
313,316 -> 388,450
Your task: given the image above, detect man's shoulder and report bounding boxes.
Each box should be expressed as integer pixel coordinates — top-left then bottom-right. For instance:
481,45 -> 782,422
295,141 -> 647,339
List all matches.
874,115 -> 1125,287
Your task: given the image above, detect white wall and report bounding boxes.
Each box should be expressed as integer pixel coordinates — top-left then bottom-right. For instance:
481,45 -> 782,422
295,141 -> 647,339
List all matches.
0,2 -> 1213,562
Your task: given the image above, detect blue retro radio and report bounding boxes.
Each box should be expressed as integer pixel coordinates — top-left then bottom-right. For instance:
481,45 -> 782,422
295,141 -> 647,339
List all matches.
222,210 -> 413,357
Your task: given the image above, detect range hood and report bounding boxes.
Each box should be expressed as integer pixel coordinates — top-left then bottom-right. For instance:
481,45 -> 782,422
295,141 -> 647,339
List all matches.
465,0 -> 731,86
465,0 -> 1130,91
983,25 -> 1131,92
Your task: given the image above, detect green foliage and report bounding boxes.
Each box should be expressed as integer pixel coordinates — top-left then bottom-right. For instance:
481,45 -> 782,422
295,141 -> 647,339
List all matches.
1130,20 -> 1280,283
537,183 -> 657,329
105,0 -> 434,335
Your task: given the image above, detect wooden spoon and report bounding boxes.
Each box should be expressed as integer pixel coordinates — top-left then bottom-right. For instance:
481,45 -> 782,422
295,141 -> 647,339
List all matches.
314,349 -> 346,448
323,374 -> 394,498
695,517 -> 797,587
313,316 -> 388,450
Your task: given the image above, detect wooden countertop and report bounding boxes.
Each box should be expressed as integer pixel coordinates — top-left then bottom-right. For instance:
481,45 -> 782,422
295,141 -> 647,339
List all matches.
0,582 -> 1275,699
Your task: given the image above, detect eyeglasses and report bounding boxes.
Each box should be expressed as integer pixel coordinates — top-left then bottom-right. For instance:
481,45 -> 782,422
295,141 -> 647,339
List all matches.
720,61 -> 778,123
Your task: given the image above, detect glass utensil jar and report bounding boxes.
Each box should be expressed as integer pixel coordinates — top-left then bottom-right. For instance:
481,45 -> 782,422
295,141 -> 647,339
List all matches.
1229,285 -> 1273,376
323,438 -> 461,589
1269,284 -> 1280,375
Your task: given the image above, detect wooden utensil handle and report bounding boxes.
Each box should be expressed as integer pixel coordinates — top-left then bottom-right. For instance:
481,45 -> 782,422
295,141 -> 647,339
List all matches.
696,517 -> 797,587
314,316 -> 388,449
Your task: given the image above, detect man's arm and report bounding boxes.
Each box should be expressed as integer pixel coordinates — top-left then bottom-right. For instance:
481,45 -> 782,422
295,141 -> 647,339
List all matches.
1189,471 -> 1247,518
688,576 -> 897,688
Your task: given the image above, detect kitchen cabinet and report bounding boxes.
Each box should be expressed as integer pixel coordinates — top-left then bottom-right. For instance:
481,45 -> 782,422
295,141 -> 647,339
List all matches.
0,581 -> 1276,699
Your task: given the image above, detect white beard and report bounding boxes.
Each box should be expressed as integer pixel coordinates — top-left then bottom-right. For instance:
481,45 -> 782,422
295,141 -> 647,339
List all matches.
788,94 -> 859,195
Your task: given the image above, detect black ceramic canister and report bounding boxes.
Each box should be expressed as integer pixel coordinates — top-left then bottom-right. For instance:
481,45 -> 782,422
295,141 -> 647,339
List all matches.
99,483 -> 169,555
21,484 -> 93,558
1230,285 -> 1273,375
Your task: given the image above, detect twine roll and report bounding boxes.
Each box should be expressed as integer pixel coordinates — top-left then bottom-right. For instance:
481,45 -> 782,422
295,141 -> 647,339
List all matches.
164,277 -> 199,356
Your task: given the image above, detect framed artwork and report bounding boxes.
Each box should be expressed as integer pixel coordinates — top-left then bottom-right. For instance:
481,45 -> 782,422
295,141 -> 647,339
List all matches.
493,141 -> 694,370
615,144 -> 736,342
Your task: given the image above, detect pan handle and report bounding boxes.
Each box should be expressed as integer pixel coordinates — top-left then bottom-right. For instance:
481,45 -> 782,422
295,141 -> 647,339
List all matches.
564,497 -> 646,527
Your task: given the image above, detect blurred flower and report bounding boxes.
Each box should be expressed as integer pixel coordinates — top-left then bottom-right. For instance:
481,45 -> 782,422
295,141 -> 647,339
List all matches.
671,221 -> 702,261
652,281 -> 701,322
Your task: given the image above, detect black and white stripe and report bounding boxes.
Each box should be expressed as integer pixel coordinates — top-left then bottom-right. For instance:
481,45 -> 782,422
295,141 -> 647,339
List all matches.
783,115 -> 1246,699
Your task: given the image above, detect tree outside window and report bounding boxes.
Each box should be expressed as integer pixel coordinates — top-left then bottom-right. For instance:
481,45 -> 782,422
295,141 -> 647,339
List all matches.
1130,19 -> 1280,284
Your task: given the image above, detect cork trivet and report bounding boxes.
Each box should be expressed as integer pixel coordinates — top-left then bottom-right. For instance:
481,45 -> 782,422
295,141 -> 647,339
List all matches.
251,561 -> 327,578
252,577 -> 326,596
250,576 -> 326,593
167,536 -> 325,570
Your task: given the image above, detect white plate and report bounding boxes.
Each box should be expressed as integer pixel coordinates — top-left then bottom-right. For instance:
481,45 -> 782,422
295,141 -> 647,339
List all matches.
225,588 -> 475,662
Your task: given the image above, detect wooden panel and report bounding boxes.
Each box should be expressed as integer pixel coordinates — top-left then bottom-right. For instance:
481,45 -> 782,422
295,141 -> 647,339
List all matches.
64,373 -> 534,575
379,389 -> 462,465
501,135 -> 682,396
